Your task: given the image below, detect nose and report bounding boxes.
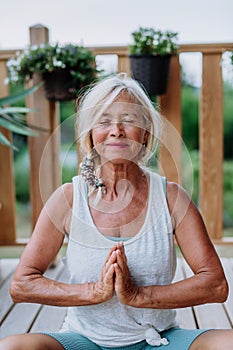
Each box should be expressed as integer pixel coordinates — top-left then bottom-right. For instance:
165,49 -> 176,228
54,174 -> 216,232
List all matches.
109,122 -> 125,137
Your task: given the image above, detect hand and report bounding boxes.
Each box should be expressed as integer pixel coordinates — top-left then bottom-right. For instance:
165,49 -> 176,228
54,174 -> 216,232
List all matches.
91,246 -> 117,304
114,243 -> 140,306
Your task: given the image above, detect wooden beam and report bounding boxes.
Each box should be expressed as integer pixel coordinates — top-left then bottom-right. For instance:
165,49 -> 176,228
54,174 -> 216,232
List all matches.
158,55 -> 182,183
199,53 -> 223,240
0,61 -> 16,244
27,25 -> 61,228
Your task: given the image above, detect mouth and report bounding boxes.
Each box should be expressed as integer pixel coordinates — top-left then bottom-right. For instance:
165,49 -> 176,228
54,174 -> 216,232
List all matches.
106,142 -> 129,149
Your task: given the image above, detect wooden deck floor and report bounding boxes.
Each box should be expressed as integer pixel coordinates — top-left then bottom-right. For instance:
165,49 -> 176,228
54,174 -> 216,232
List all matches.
0,257 -> 233,339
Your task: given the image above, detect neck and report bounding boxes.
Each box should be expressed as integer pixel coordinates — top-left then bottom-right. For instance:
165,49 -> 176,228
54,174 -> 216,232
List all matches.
99,161 -> 145,197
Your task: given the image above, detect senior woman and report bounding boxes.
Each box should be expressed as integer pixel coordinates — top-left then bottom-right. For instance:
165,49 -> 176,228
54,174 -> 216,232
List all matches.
1,73 -> 232,350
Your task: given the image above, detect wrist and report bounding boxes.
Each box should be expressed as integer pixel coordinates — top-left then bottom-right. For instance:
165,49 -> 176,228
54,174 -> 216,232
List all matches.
87,282 -> 102,304
87,282 -> 112,304
127,286 -> 152,308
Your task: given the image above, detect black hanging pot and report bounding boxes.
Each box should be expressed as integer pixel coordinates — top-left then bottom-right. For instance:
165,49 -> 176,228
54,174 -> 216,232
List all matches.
130,54 -> 172,96
42,68 -> 79,102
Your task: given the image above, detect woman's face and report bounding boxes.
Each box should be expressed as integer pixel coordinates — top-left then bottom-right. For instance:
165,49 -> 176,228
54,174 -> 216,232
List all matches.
91,94 -> 148,164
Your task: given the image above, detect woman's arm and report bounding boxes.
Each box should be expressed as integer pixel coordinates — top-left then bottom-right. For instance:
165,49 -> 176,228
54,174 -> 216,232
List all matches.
10,183 -> 115,306
114,182 -> 228,308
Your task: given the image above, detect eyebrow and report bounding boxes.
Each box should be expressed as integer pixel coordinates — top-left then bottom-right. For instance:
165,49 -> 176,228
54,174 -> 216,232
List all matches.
101,112 -> 139,118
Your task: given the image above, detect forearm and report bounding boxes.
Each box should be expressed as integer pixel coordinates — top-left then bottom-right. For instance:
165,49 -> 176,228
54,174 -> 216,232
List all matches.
131,274 -> 228,309
10,275 -> 101,306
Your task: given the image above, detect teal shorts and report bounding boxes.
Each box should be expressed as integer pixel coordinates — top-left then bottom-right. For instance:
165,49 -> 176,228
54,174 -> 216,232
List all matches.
44,327 -> 210,350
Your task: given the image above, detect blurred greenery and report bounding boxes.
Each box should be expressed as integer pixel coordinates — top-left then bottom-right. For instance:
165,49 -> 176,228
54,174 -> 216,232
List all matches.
182,80 -> 233,160
182,85 -> 199,150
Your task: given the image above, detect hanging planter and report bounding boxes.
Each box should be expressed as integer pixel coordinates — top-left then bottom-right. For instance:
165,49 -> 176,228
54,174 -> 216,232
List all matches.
7,43 -> 98,102
128,27 -> 179,97
130,54 -> 171,96
43,68 -> 80,101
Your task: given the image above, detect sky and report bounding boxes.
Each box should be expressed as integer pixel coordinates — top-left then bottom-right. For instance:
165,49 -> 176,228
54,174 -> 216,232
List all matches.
1,0 -> 232,48
1,0 -> 233,85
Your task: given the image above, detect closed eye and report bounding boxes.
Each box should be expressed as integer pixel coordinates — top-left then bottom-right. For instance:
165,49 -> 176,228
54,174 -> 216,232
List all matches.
122,118 -> 135,124
98,119 -> 111,126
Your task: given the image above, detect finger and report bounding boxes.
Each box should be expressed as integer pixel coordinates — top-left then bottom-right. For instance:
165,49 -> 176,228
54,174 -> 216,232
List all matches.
116,249 -> 128,271
116,243 -> 127,263
105,246 -> 118,263
114,263 -> 124,290
105,263 -> 115,280
100,248 -> 115,279
105,264 -> 116,293
104,250 -> 117,274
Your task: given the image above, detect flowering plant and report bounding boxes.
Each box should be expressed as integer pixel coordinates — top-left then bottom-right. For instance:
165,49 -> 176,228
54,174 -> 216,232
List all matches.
7,43 -> 98,99
129,27 -> 179,56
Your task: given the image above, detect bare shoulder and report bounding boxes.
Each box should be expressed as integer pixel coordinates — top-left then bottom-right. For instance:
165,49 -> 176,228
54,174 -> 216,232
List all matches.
166,180 -> 212,253
59,182 -> 73,207
165,181 -> 192,228
39,182 -> 74,235
45,182 -> 73,210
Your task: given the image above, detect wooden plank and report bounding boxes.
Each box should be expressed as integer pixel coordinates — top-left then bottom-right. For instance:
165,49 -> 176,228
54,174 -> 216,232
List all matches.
0,259 -> 19,285
158,55 -> 182,183
199,53 -> 223,240
117,55 -> 131,75
194,303 -> 232,329
0,259 -> 19,323
0,260 -> 65,338
0,274 -> 15,324
182,257 -> 232,329
0,303 -> 42,337
222,258 -> 233,326
27,25 -> 61,229
29,305 -> 67,333
0,61 -> 16,244
24,264 -> 69,333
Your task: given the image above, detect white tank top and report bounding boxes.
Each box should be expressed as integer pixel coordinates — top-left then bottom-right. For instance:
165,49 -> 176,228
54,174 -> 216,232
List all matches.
61,171 -> 178,347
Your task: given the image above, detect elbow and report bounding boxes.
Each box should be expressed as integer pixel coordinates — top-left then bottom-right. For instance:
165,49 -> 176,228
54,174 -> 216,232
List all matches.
212,277 -> 229,303
10,278 -> 29,303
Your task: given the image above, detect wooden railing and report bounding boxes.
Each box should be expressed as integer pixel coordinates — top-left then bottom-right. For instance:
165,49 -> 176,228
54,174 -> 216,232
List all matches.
0,24 -> 233,246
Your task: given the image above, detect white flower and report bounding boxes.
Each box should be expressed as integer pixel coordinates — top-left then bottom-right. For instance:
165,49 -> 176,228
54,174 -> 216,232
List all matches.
53,58 -> 63,67
31,45 -> 39,51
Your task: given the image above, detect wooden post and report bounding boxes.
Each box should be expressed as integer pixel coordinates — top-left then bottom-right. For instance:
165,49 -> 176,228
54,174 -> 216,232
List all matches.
27,24 -> 61,229
0,60 -> 16,244
158,55 -> 182,183
199,52 -> 223,240
118,54 -> 131,75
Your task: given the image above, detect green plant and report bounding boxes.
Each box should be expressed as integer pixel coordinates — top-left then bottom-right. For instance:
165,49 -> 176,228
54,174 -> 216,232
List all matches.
7,43 -> 98,96
129,27 -> 179,55
0,84 -> 41,149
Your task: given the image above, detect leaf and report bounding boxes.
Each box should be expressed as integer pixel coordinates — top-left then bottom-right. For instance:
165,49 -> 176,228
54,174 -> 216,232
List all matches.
0,132 -> 18,150
0,82 -> 43,106
0,107 -> 33,115
0,117 -> 37,136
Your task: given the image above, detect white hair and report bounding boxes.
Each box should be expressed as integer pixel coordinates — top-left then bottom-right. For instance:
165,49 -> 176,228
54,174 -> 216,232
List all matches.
76,72 -> 162,165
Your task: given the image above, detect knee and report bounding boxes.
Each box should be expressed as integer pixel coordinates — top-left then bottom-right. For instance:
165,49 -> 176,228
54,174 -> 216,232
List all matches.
0,335 -> 21,350
190,330 -> 233,350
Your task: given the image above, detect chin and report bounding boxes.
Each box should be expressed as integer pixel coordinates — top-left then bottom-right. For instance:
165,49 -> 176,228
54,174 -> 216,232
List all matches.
101,155 -> 140,166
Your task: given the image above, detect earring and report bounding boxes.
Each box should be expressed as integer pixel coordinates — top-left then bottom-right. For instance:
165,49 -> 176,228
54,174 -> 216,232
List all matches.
80,154 -> 107,195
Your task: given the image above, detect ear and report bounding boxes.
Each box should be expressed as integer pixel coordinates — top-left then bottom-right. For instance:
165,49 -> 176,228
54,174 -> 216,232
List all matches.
143,130 -> 149,145
89,131 -> 94,148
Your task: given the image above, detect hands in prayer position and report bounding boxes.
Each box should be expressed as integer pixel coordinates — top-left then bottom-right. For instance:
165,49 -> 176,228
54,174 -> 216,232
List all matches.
94,243 -> 139,305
